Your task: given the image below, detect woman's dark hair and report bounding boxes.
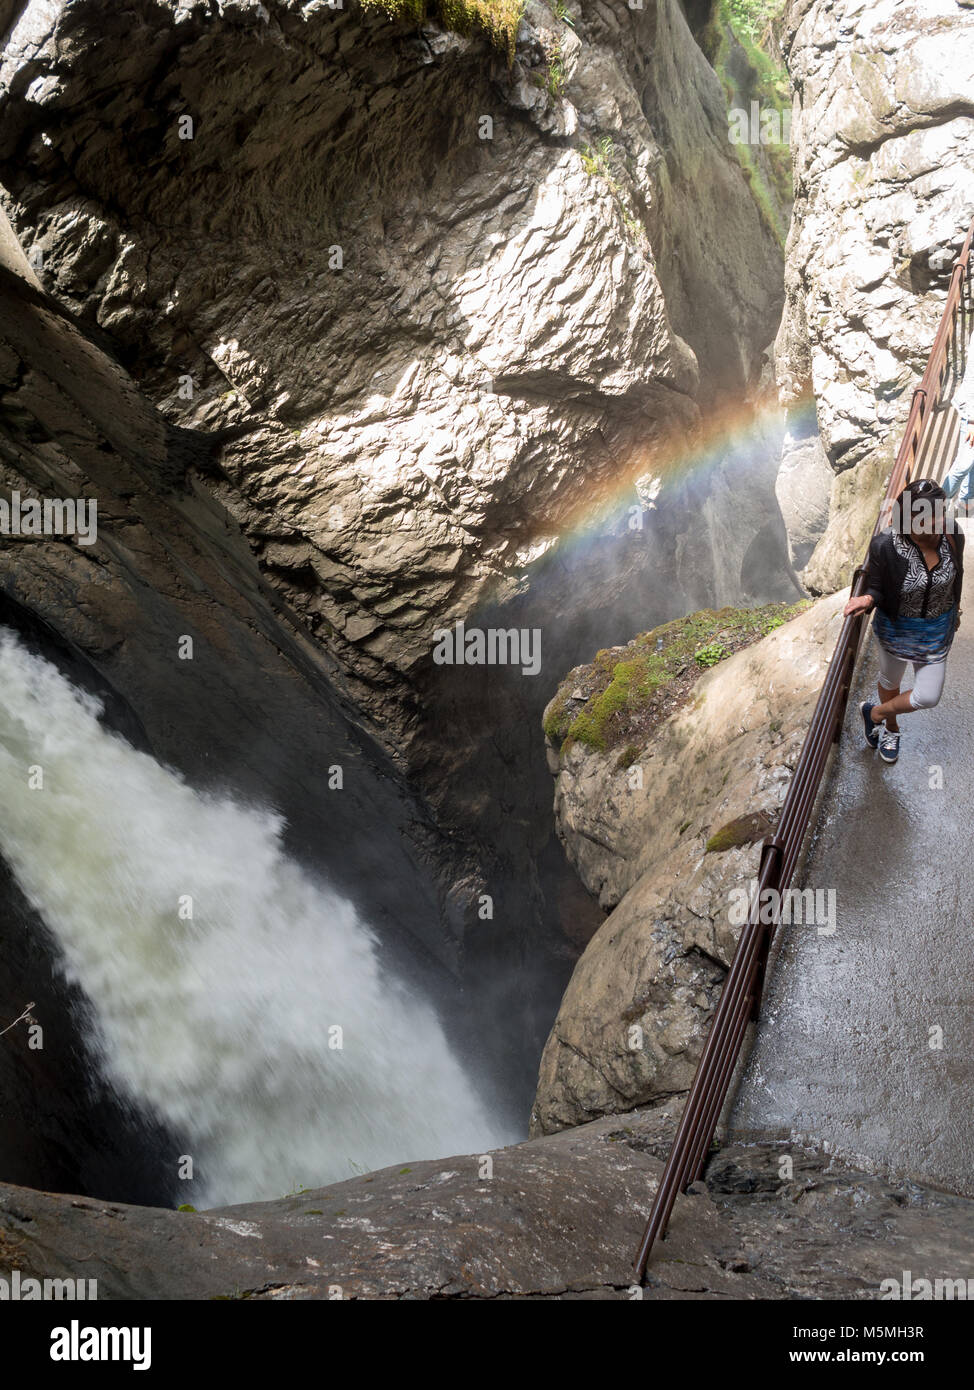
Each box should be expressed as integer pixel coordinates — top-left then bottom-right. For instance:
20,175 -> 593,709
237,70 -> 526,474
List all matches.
894,477 -> 950,536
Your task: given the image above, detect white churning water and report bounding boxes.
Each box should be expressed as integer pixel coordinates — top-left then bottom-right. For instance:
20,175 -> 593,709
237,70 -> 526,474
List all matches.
0,628 -> 506,1206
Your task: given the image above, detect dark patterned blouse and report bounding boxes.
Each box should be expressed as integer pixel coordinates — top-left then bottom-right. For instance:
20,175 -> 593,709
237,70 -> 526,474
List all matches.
872,533 -> 957,663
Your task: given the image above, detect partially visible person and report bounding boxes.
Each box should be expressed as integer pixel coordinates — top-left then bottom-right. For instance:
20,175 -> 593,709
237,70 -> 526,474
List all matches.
943,338 -> 974,510
843,478 -> 963,764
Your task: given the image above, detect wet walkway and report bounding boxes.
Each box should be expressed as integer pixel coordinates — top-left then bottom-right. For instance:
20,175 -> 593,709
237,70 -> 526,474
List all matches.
730,536 -> 974,1196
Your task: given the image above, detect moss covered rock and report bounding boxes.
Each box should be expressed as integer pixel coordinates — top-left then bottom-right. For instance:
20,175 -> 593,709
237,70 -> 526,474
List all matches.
705,809 -> 776,854
360,0 -> 525,56
543,600 -> 809,759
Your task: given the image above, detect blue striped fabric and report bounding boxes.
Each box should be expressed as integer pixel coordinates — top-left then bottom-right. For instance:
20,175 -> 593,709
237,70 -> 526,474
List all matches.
873,605 -> 956,664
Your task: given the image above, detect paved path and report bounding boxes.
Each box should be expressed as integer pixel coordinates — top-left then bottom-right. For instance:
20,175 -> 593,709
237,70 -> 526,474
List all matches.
730,558 -> 974,1196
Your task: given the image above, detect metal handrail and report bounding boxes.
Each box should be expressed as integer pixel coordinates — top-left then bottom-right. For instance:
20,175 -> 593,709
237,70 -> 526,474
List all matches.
633,214 -> 974,1280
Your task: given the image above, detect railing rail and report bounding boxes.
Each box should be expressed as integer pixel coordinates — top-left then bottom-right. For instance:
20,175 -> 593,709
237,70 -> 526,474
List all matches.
633,214 -> 974,1280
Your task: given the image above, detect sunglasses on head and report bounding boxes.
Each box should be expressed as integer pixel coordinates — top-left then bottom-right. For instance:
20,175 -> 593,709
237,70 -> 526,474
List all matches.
909,479 -> 944,498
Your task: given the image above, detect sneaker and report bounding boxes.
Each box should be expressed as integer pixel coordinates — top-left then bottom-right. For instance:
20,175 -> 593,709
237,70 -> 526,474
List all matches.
860,701 -> 880,749
878,728 -> 900,763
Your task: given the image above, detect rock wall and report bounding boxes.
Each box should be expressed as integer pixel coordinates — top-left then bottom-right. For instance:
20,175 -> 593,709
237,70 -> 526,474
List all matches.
5,1096 -> 974,1298
776,0 -> 974,589
531,589 -> 846,1135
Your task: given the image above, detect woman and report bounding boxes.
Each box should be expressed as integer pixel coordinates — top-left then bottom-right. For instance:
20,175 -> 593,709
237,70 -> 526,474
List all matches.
844,478 -> 964,764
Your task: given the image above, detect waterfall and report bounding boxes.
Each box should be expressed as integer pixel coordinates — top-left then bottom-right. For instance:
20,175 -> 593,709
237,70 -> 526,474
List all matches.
0,628 -> 508,1207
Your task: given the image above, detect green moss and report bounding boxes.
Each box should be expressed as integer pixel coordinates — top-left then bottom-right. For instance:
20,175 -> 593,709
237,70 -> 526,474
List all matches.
616,742 -> 641,770
177,1203 -> 197,1212
542,689 -> 570,742
704,810 -> 774,854
359,0 -> 525,59
707,0 -> 792,248
732,139 -> 790,248
568,651 -> 667,752
544,600 -> 810,757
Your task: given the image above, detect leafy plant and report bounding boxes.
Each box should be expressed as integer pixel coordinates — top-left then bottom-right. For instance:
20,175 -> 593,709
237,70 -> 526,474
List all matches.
724,0 -> 787,45
544,38 -> 567,95
694,642 -> 730,667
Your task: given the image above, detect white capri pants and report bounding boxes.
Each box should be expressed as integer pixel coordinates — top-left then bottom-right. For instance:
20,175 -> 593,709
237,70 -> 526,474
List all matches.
876,646 -> 947,709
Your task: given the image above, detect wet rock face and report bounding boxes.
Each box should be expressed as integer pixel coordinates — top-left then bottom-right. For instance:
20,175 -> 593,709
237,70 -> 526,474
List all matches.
776,0 -> 974,590
3,1099 -> 974,1299
0,0 -> 786,749
0,857 -> 183,1206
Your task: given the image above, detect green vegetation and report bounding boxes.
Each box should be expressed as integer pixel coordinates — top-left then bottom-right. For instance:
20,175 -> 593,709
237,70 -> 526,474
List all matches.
580,136 -> 615,178
282,1182 -> 310,1197
544,39 -> 567,96
705,809 -> 774,854
177,1203 -> 197,1212
578,137 -> 648,246
543,600 -> 809,756
359,0 -> 526,59
703,0 -> 792,247
694,641 -> 730,668
723,0 -> 787,45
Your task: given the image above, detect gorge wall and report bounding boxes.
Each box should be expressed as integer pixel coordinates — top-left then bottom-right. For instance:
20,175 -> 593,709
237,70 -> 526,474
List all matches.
776,0 -> 974,586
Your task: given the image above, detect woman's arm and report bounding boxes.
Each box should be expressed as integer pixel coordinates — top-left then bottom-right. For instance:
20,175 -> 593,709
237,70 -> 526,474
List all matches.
844,535 -> 885,616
